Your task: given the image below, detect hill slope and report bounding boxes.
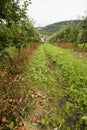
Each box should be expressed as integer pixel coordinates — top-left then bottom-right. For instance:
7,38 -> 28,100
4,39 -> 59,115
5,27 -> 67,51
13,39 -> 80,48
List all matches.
39,20 -> 81,35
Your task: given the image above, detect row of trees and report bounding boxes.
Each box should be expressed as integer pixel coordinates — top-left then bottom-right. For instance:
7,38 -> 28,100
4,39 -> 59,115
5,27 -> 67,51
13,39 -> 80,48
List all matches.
49,17 -> 87,45
0,0 -> 40,60
0,1 -> 40,129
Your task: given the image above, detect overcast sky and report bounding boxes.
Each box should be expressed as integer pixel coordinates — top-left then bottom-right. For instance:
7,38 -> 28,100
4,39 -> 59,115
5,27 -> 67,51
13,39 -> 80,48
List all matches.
27,0 -> 87,27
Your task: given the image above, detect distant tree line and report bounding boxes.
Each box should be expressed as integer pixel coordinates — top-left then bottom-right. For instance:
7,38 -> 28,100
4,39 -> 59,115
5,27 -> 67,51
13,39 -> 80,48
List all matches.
48,17 -> 87,45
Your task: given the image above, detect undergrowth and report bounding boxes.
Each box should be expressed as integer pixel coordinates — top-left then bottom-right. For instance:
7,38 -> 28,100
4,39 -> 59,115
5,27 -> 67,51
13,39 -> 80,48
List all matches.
0,43 -> 87,130
0,43 -> 38,130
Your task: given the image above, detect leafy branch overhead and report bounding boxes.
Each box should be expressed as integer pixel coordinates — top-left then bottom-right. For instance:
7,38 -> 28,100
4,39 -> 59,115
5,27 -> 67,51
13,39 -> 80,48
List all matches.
0,0 -> 40,58
0,0 -> 31,24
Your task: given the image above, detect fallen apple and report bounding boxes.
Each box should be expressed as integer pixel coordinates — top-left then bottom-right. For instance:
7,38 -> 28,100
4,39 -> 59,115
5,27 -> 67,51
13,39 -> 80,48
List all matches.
31,116 -> 37,123
2,116 -> 6,123
18,98 -> 23,103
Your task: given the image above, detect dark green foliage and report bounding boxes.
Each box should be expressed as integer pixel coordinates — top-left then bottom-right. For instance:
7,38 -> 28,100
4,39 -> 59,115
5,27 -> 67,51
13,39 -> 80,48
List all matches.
0,24 -> 13,51
0,0 -> 27,25
48,17 -> 87,46
49,23 -> 80,43
0,0 -> 40,60
81,17 -> 87,43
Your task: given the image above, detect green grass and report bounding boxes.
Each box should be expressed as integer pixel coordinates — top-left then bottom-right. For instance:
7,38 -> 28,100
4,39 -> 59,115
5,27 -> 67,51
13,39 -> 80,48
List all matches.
25,45 -> 55,92
23,43 -> 87,129
78,43 -> 87,49
43,44 -> 87,129
23,45 -> 65,129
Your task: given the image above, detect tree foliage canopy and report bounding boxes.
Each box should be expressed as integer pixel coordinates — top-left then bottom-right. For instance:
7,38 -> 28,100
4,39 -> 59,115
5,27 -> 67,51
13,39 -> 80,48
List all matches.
81,16 -> 87,43
49,23 -> 79,43
49,16 -> 87,44
0,0 -> 40,55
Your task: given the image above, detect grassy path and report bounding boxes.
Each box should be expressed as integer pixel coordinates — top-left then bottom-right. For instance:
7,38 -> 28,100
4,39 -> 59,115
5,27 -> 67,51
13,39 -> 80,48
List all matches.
23,44 -> 64,130
23,44 -> 87,130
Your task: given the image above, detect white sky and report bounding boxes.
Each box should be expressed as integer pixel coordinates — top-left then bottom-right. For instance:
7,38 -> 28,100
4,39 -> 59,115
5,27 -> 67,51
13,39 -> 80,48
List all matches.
27,0 -> 87,27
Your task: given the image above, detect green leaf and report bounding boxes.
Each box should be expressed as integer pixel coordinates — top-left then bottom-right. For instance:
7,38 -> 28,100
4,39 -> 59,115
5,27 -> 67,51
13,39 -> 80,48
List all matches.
8,122 -> 14,130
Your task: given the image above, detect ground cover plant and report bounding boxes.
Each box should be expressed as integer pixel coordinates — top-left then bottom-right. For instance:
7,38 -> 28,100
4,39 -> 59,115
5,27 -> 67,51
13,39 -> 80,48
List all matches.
23,45 -> 64,130
19,44 -> 87,130
43,44 -> 87,129
0,43 -> 87,130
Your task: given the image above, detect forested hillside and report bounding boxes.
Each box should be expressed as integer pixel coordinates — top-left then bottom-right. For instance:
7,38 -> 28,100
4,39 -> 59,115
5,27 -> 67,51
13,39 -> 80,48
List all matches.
39,20 -> 81,35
